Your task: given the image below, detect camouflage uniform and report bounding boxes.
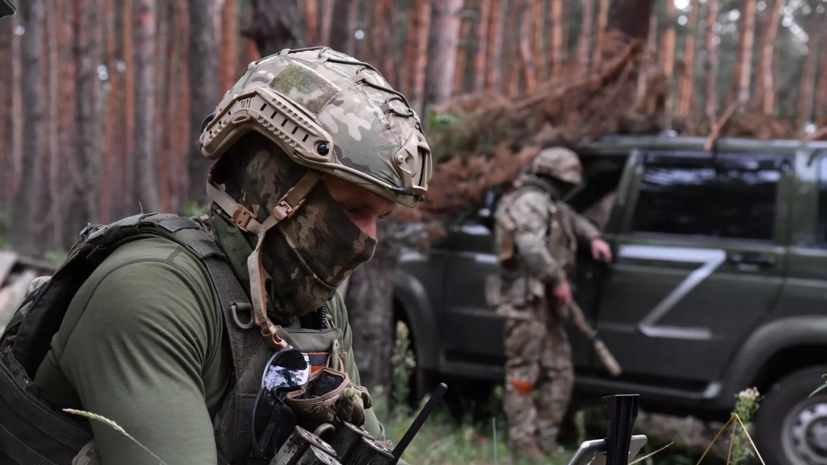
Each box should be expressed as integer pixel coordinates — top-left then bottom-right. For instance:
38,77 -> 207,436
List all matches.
490,148 -> 601,457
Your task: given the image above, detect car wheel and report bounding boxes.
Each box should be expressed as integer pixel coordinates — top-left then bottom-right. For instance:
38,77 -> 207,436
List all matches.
755,366 -> 827,465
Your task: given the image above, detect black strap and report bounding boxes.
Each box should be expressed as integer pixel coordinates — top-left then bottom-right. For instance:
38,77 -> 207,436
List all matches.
202,255 -> 270,464
0,351 -> 91,451
0,421 -> 56,465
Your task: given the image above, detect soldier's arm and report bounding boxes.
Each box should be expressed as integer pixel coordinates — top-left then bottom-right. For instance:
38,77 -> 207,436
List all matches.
509,191 -> 567,287
48,250 -> 226,465
561,203 -> 602,241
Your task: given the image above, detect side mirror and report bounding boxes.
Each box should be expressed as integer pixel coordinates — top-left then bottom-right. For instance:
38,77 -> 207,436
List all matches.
0,0 -> 15,19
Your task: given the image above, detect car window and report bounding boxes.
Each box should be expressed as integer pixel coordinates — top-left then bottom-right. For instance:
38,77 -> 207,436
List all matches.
817,156 -> 827,245
631,152 -> 784,241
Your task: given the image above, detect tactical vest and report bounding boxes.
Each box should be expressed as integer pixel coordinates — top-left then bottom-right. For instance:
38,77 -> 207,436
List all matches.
493,184 -> 577,273
0,213 -> 344,465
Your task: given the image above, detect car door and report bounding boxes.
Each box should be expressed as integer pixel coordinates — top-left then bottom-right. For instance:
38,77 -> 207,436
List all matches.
435,212 -> 506,379
594,150 -> 790,384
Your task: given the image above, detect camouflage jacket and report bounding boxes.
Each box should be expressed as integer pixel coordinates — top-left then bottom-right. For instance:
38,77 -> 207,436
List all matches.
490,174 -> 601,309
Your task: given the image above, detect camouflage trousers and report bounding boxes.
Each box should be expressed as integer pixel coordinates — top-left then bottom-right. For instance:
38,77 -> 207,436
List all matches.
501,298 -> 573,457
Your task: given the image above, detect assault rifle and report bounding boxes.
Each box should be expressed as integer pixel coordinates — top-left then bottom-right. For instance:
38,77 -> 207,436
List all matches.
272,384 -> 447,465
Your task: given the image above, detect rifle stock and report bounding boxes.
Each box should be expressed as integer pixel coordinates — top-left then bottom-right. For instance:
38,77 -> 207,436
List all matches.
569,301 -> 622,377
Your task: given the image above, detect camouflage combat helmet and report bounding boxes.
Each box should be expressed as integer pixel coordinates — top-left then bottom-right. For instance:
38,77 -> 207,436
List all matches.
1,0 -> 16,19
199,47 -> 432,349
530,147 -> 582,185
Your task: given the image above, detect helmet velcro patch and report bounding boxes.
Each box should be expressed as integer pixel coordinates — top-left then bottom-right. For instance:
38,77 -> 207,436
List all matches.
269,62 -> 340,116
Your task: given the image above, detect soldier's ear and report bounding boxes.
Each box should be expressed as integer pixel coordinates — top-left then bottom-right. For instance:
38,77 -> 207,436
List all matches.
0,0 -> 16,19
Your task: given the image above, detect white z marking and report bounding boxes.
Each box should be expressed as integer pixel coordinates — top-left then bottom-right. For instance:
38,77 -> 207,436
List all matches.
617,245 -> 726,340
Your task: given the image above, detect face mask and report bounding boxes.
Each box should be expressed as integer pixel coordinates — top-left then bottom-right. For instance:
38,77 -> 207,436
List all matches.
260,181 -> 377,316
216,134 -> 377,318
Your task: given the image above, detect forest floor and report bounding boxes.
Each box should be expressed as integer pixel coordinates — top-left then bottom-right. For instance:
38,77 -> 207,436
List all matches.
375,390 -> 734,465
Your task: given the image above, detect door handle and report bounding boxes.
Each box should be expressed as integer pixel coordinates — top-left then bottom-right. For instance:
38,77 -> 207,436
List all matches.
728,253 -> 777,268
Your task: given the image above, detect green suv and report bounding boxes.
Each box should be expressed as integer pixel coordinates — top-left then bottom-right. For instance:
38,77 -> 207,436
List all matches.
394,135 -> 827,465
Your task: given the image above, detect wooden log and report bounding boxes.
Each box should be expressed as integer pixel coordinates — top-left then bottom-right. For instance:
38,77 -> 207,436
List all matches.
0,270 -> 37,328
0,251 -> 17,286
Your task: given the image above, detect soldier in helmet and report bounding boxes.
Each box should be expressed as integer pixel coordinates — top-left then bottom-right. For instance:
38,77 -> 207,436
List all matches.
1,48 -> 429,464
490,147 -> 612,458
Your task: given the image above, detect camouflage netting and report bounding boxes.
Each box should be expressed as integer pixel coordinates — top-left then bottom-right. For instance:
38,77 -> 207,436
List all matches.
398,32 -> 800,222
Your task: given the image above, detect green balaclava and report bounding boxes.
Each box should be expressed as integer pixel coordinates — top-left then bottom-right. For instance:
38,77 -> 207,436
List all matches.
213,133 -> 377,318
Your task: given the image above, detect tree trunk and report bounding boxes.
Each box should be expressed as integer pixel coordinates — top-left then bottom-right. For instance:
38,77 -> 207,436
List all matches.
487,0 -> 504,91
506,0 -> 520,96
47,0 -> 63,240
407,0 -> 431,114
12,0 -> 46,256
134,0 -> 159,212
67,0 -> 102,242
531,0 -> 543,79
246,0 -> 305,57
592,0 -> 609,69
319,0 -> 334,45
704,0 -> 719,121
173,0 -> 190,213
518,0 -> 536,94
549,0 -> 563,75
797,8 -> 821,127
636,15 -> 657,105
305,0 -> 318,45
425,0 -> 463,108
675,0 -> 699,117
220,0 -> 238,94
330,0 -> 357,57
732,0 -> 756,105
156,1 -> 171,212
577,0 -> 593,69
344,221 -> 401,390
660,0 -> 676,114
454,17 -> 471,95
606,0 -> 654,40
372,0 -> 392,82
57,0 -> 74,243
123,0 -> 136,214
188,0 -> 221,206
757,0 -> 780,115
473,0 -> 491,93
816,13 -> 827,119
10,13 -> 22,207
0,20 -> 10,207
101,0 -> 116,224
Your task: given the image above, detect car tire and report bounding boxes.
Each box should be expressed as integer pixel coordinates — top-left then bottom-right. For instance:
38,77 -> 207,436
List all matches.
755,366 -> 827,465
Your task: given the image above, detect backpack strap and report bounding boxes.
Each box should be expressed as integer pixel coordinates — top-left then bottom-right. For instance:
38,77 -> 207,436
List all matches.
199,249 -> 272,464
3,213 -> 268,464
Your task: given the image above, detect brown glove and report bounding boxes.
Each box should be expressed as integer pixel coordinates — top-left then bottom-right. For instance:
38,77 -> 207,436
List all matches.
285,367 -> 373,428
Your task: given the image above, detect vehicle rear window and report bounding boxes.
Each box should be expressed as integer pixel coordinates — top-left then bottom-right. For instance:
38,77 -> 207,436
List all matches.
631,152 -> 783,241
818,156 -> 827,245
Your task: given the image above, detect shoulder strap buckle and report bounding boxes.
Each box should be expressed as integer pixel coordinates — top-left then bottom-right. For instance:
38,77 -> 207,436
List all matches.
231,206 -> 256,232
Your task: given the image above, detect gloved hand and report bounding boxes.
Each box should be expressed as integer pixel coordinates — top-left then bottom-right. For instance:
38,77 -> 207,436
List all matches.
285,367 -> 373,428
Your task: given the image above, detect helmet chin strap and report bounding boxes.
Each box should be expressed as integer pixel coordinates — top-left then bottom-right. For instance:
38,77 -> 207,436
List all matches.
207,168 -> 322,349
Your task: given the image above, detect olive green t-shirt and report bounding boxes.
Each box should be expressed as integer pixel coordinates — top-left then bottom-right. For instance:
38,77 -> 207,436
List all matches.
34,237 -> 386,465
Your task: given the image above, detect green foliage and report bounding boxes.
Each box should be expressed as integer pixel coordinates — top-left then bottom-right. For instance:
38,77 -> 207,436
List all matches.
730,388 -> 762,465
391,321 -> 416,416
0,209 -> 9,251
44,248 -> 68,264
183,201 -> 208,218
